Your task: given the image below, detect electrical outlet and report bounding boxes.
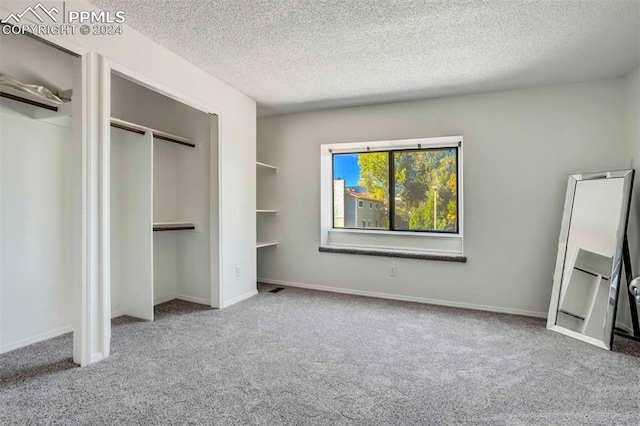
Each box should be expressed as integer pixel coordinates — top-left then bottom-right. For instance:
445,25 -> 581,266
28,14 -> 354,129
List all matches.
235,267 -> 241,277
389,265 -> 397,277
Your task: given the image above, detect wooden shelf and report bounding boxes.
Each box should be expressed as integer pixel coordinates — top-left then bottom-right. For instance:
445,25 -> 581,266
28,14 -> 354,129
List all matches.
257,241 -> 279,248
257,209 -> 278,214
256,161 -> 278,172
153,222 -> 196,232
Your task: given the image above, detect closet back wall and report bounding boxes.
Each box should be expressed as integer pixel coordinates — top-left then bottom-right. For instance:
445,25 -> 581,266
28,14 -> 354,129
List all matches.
257,79 -> 628,316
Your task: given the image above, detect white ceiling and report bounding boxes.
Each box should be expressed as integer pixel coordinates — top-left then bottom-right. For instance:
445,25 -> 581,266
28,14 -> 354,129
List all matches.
92,0 -> 640,116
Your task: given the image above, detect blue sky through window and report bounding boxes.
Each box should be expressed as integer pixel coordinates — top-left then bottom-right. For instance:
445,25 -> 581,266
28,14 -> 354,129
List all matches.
333,154 -> 360,187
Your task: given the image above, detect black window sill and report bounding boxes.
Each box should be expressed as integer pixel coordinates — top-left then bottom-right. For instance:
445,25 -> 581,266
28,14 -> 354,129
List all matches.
318,246 -> 467,263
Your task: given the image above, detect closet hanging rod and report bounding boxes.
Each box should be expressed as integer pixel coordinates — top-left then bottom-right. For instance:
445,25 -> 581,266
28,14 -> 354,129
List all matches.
110,121 -> 146,135
110,117 -> 195,148
0,91 -> 59,112
153,133 -> 196,148
153,225 -> 196,232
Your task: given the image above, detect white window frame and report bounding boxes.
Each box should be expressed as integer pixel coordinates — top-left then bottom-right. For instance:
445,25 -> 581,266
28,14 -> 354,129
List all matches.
320,136 -> 464,255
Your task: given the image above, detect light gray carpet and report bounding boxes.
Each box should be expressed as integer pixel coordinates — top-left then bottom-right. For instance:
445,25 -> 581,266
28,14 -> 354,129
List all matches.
2,284 -> 640,425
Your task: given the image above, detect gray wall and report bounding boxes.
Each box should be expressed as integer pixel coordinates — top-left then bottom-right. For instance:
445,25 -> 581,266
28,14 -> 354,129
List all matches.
257,79 -> 628,316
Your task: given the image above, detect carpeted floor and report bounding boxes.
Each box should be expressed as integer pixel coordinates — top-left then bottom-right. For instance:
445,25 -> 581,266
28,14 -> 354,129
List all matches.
2,284 -> 640,425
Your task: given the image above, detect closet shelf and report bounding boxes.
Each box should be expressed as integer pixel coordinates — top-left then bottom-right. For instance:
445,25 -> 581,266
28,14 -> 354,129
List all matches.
257,241 -> 279,248
1,87 -> 73,125
257,209 -> 278,214
110,118 -> 196,148
0,87 -> 61,111
153,222 -> 197,232
256,161 -> 278,172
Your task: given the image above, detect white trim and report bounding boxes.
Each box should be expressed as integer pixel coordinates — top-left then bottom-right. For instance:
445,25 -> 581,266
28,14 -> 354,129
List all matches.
99,54 -> 112,360
258,278 -> 547,319
152,295 -> 212,306
111,309 -> 126,319
222,289 -> 258,308
177,294 -> 211,306
153,295 -> 176,306
70,48 -> 96,368
90,352 -> 104,363
212,114 -> 222,309
0,325 -> 74,355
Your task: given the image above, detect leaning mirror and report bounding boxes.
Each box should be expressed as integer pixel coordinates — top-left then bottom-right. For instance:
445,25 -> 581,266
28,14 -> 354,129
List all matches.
547,170 -> 634,350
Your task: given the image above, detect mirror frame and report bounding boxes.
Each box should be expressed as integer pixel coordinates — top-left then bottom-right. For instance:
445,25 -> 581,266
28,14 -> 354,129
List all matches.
547,169 -> 635,350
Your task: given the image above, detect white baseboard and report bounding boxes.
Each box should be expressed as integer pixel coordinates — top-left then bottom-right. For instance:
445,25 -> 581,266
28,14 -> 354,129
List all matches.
154,295 -> 176,306
0,324 -> 74,355
154,294 -> 211,307
91,352 -> 104,363
111,309 -> 126,319
258,277 -> 548,319
223,289 -> 258,308
176,294 -> 211,306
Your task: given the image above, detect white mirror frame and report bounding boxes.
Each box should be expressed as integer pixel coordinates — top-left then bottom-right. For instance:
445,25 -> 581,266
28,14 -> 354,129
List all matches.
547,169 -> 635,350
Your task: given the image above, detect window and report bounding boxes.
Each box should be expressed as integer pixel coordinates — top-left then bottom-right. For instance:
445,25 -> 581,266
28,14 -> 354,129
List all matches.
332,147 -> 458,233
322,136 -> 463,255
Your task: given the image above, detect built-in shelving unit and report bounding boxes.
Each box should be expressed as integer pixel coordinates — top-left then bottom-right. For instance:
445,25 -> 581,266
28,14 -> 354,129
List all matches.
256,161 -> 278,250
110,72 -> 217,322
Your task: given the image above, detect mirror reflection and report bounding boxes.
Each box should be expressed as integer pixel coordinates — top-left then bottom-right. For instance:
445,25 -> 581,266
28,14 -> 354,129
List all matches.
555,178 -> 625,341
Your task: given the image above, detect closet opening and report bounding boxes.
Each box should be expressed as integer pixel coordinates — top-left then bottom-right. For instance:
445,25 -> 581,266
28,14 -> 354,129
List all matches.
0,31 -> 82,362
108,70 -> 219,349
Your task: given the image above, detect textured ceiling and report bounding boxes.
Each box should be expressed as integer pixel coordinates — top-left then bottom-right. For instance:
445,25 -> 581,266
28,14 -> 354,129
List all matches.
92,0 -> 640,116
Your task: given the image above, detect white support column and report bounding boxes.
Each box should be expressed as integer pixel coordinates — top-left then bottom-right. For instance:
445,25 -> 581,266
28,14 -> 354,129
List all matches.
73,52 -> 110,366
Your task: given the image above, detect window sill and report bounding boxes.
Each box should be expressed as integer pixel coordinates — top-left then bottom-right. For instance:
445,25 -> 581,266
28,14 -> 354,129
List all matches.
318,246 -> 467,263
